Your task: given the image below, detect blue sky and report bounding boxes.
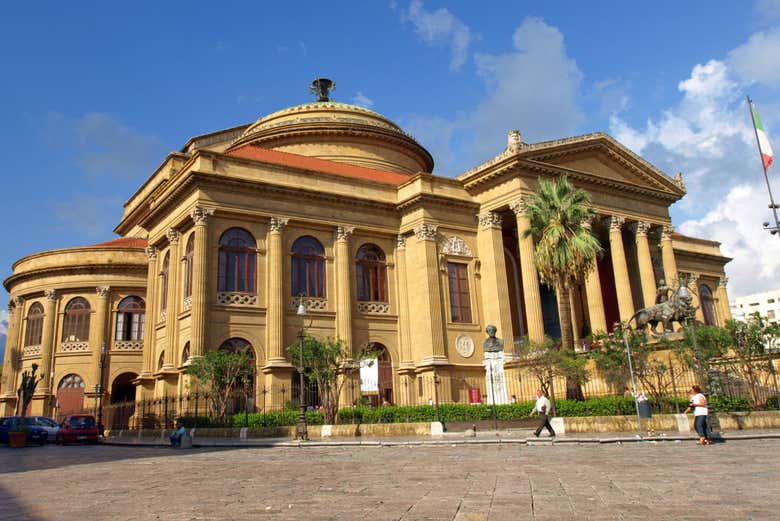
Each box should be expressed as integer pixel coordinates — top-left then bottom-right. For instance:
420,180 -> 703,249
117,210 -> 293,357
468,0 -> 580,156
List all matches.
3,0 -> 780,352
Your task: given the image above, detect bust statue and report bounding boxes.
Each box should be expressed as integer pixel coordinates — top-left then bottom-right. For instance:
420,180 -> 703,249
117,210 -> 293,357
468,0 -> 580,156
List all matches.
482,324 -> 504,353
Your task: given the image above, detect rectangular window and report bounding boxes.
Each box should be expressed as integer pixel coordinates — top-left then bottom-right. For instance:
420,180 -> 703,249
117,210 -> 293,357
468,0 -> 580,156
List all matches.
447,262 -> 472,323
769,299 -> 776,304
769,310 -> 776,319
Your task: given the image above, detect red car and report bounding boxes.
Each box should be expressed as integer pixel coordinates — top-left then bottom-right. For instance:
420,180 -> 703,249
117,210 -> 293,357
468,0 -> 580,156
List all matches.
56,415 -> 99,444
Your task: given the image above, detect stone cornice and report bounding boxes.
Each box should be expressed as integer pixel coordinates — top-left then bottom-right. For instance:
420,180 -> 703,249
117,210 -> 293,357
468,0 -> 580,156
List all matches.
672,248 -> 733,267
396,192 -> 479,214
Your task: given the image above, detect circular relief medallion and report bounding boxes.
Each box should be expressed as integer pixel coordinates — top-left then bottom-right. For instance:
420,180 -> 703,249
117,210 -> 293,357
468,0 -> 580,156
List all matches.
455,334 -> 475,358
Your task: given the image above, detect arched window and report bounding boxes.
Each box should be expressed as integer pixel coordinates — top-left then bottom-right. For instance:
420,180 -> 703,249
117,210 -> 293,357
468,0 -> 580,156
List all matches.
182,342 -> 191,365
184,234 -> 195,298
116,296 -> 145,341
218,228 -> 256,293
62,297 -> 91,342
219,338 -> 255,357
160,252 -> 170,312
291,236 -> 325,297
356,244 -> 387,302
24,303 -> 44,346
699,284 -> 717,326
58,374 -> 85,389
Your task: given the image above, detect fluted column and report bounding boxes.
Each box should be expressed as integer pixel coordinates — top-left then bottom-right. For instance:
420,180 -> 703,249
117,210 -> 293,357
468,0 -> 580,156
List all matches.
163,229 -> 180,369
266,216 -> 288,365
686,273 -> 705,323
38,290 -> 59,395
335,225 -> 354,353
141,246 -> 158,376
635,222 -> 658,308
510,200 -> 544,343
477,211 -> 514,344
1,297 -> 23,400
582,218 -> 607,333
717,277 -> 732,323
608,216 -> 635,322
660,225 -> 679,288
408,224 -> 447,363
190,207 -> 214,359
395,235 -> 413,366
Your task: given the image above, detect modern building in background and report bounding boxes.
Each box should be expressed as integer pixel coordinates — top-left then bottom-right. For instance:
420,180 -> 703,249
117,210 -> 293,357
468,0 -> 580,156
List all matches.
0,79 -> 733,418
730,290 -> 780,324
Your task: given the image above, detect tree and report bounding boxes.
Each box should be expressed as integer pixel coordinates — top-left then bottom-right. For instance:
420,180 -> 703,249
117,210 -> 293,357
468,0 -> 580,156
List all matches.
721,315 -> 780,406
522,176 -> 602,399
287,336 -> 378,424
185,350 -> 254,421
16,363 -> 43,418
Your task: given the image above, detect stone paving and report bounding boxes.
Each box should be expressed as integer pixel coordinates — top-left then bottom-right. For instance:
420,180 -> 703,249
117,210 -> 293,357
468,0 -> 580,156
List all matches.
1,440 -> 779,520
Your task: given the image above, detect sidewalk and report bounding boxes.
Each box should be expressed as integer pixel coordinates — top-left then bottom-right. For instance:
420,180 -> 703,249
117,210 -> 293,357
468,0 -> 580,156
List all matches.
102,427 -> 780,448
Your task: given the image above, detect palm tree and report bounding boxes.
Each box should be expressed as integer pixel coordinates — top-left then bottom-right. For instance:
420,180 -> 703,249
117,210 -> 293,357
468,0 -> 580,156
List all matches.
522,176 -> 602,399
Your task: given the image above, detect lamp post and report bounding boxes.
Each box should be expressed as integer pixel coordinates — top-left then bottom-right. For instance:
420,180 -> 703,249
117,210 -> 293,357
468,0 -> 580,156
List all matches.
432,367 -> 441,425
97,342 -> 107,436
295,295 -> 309,441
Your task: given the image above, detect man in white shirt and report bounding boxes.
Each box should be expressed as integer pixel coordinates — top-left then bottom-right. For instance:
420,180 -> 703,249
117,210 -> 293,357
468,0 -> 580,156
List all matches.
529,389 -> 555,438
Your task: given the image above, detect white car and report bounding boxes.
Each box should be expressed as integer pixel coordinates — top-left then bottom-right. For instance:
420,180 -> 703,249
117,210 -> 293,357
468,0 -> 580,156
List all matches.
29,416 -> 60,440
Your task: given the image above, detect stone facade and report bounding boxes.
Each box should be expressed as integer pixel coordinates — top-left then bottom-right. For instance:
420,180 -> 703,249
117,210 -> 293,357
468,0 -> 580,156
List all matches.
0,86 -> 732,416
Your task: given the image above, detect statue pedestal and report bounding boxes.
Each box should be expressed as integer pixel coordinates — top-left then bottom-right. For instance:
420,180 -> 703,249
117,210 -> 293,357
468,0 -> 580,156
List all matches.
483,351 -> 509,405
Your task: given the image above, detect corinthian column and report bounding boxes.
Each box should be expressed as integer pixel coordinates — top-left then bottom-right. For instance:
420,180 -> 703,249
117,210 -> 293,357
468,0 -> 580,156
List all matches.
582,218 -> 607,333
609,216 -> 635,322
1,298 -> 24,401
266,216 -> 289,365
141,246 -> 158,376
660,225 -> 679,288
717,277 -> 732,323
395,235 -> 413,367
635,221 -> 658,308
92,286 -> 110,401
335,225 -> 354,353
164,229 -> 180,369
476,211 -> 514,344
39,290 -> 58,395
510,200 -> 544,343
189,206 -> 214,359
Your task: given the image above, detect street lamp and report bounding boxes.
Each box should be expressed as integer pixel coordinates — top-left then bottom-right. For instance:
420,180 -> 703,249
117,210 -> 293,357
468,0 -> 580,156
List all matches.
97,342 -> 108,436
432,367 -> 441,425
295,294 -> 309,441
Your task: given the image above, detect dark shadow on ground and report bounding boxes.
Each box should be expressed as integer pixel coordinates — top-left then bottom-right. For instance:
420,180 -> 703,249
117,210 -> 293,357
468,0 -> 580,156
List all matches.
0,484 -> 49,520
0,444 -> 239,474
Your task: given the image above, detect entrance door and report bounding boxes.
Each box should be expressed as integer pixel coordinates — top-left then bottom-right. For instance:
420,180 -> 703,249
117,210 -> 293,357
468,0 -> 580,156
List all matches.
56,374 -> 85,421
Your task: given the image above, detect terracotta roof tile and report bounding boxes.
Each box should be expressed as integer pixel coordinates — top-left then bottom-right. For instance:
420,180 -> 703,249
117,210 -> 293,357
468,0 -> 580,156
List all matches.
88,237 -> 148,249
227,144 -> 411,185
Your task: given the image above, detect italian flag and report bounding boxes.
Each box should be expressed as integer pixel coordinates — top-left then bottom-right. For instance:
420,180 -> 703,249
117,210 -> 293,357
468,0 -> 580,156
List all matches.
752,103 -> 775,170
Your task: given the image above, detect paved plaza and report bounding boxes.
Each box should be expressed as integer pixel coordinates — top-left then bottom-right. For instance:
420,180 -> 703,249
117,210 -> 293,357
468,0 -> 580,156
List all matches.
1,440 -> 778,520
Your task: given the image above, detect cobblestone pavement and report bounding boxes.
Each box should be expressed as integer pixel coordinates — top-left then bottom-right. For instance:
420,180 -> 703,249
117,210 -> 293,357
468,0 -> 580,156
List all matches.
1,440 -> 779,521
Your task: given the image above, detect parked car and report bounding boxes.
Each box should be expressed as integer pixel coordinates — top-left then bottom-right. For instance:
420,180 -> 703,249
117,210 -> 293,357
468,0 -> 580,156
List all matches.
0,416 -> 49,446
56,414 -> 99,444
29,416 -> 60,440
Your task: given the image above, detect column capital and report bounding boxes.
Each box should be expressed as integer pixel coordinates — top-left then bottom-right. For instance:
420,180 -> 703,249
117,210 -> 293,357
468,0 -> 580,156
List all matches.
477,211 -> 502,230
609,215 -> 626,232
269,216 -> 289,233
413,223 -> 439,242
396,234 -> 407,250
335,225 -> 355,242
96,286 -> 111,299
166,229 -> 180,244
190,206 -> 214,226
508,198 -> 528,217
661,224 -> 675,240
635,221 -> 651,237
44,289 -> 57,302
145,246 -> 158,261
11,296 -> 24,310
718,276 -> 728,289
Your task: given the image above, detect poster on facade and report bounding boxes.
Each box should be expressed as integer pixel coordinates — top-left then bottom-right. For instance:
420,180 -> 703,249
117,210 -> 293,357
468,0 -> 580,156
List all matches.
360,358 -> 378,395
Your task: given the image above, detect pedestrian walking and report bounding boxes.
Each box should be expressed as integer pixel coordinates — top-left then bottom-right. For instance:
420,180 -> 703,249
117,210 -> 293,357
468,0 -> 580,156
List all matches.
529,389 -> 555,438
684,385 -> 711,445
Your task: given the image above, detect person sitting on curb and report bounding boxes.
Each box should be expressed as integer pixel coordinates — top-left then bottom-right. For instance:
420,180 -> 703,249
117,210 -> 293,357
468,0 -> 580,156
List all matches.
529,389 -> 555,438
169,422 -> 187,447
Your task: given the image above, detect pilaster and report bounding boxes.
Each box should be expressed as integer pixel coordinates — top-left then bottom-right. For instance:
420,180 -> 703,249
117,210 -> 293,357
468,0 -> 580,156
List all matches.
717,277 -> 732,323
164,229 -> 180,369
140,246 -> 158,378
1,297 -> 23,401
395,235 -> 413,367
335,225 -> 354,353
510,200 -> 544,342
36,290 -> 58,397
608,216 -> 635,322
190,206 -> 214,359
92,286 -> 111,390
476,211 -> 514,344
408,224 -> 447,364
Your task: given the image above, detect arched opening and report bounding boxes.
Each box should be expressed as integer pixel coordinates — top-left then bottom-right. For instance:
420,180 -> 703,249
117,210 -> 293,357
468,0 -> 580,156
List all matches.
219,338 -> 256,413
291,236 -> 326,298
218,228 -> 257,293
56,374 -> 85,421
699,284 -> 717,326
111,372 -> 137,403
108,372 -> 137,429
356,244 -> 388,302
360,343 -> 394,406
24,302 -> 44,347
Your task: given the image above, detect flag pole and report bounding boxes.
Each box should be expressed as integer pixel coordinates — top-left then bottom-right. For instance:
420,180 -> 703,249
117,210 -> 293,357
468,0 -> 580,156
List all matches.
747,95 -> 780,237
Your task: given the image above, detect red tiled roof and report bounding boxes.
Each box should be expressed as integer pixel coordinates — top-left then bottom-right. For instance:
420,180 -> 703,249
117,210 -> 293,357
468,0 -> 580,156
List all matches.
88,237 -> 148,249
227,144 -> 412,185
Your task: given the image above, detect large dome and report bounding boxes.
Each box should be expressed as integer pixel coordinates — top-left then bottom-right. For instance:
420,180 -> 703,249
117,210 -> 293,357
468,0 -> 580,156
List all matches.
228,98 -> 434,175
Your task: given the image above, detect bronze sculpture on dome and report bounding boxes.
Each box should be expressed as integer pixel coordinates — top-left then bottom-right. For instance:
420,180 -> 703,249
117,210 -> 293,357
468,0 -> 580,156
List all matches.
310,77 -> 336,102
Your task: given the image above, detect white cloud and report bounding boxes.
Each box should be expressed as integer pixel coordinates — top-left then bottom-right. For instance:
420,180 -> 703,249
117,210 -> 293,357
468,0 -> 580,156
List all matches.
404,0 -> 473,70
0,307 -> 7,337
679,183 -> 780,297
727,27 -> 780,85
352,92 -> 375,108
55,194 -> 124,238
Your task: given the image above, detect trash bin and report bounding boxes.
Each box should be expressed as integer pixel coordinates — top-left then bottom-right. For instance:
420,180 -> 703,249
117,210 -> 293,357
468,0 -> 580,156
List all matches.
638,399 -> 652,418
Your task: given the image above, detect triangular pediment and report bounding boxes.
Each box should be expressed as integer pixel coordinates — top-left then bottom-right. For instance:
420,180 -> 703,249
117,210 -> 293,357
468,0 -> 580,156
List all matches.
520,133 -> 685,197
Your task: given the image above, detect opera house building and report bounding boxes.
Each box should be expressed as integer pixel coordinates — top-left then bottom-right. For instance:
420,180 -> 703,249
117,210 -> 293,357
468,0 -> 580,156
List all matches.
0,80 -> 732,418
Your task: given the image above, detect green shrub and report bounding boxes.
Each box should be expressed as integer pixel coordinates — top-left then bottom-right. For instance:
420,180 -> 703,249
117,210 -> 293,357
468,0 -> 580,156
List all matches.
709,395 -> 751,412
